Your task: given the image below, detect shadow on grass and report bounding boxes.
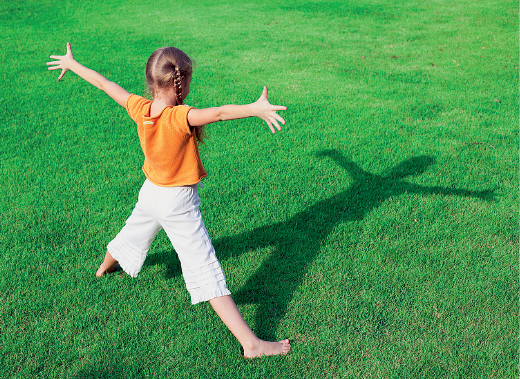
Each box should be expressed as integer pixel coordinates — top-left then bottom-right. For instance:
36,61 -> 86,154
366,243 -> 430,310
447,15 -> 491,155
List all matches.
147,149 -> 494,339
212,150 -> 495,338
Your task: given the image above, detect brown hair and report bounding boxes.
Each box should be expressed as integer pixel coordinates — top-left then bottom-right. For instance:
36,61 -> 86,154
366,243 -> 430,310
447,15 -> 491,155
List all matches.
145,47 -> 205,143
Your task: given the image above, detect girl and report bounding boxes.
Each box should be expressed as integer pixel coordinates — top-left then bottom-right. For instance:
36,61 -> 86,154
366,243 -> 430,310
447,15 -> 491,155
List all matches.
47,43 -> 290,358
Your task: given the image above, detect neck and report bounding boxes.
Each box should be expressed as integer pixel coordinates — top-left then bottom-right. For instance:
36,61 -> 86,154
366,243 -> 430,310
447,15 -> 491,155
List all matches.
154,92 -> 178,107
149,92 -> 179,117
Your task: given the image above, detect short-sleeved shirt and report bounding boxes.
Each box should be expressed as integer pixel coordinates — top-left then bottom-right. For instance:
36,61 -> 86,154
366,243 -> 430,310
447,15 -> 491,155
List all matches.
126,94 -> 208,187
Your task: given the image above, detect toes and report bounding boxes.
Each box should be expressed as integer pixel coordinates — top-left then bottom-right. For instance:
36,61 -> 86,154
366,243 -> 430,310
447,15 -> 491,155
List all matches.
243,340 -> 291,358
280,339 -> 291,354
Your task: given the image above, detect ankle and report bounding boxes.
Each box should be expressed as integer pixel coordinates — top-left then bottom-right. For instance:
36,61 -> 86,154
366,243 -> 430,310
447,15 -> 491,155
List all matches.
241,337 -> 261,352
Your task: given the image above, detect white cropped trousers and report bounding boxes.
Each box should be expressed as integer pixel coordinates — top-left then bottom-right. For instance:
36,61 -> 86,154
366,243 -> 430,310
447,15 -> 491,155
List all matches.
107,180 -> 230,304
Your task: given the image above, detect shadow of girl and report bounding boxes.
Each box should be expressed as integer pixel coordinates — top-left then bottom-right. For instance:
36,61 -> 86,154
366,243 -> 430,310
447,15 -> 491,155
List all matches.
209,149 -> 494,339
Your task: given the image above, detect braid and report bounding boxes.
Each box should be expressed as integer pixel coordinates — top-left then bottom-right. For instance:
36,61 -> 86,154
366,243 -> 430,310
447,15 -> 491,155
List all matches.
173,66 -> 184,105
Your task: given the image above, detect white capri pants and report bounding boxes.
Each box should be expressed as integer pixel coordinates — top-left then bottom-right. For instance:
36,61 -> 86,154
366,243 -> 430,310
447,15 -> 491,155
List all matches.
107,179 -> 231,304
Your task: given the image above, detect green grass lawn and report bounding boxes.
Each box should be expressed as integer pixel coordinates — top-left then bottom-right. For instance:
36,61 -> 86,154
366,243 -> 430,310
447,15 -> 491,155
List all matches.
1,0 -> 518,377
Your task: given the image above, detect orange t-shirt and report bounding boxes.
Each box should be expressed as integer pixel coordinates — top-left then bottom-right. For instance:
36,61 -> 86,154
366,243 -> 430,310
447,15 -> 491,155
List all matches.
126,94 -> 208,187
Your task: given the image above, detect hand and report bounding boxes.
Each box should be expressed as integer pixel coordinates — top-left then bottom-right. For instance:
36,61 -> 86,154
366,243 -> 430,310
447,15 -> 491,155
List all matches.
47,42 -> 75,81
253,87 -> 286,133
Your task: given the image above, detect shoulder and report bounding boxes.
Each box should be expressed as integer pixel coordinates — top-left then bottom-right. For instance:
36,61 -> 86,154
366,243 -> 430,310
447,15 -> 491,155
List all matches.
126,95 -> 152,120
164,105 -> 194,135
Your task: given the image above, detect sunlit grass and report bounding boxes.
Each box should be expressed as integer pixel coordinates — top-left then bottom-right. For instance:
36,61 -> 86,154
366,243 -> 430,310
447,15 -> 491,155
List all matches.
0,0 -> 517,377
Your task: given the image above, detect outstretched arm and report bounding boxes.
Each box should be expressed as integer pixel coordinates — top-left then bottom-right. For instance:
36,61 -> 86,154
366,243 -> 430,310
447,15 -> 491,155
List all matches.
46,42 -> 130,107
187,87 -> 286,133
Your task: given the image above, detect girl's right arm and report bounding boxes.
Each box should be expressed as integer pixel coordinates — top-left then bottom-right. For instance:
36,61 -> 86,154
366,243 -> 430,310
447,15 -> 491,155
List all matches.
47,43 -> 130,107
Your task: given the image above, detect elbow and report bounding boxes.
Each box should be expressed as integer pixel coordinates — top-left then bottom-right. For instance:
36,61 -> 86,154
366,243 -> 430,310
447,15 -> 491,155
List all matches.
97,78 -> 112,92
93,80 -> 105,91
216,107 -> 225,122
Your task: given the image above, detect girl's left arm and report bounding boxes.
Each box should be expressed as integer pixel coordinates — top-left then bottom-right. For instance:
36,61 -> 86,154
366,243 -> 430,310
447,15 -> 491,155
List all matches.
187,87 -> 286,133
47,43 -> 130,107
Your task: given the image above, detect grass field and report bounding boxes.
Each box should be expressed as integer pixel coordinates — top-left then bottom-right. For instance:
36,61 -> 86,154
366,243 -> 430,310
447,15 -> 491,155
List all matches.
1,0 -> 518,377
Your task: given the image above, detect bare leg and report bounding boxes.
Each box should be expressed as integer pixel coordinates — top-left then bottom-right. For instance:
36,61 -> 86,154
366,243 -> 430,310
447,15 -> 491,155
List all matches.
95,251 -> 119,277
209,295 -> 290,358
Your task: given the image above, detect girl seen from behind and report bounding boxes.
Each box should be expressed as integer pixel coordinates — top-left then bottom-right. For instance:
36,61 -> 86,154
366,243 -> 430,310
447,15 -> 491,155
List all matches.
47,43 -> 290,358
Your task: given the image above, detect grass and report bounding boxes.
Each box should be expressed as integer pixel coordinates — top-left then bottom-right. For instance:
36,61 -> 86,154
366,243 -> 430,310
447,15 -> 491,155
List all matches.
0,0 -> 518,377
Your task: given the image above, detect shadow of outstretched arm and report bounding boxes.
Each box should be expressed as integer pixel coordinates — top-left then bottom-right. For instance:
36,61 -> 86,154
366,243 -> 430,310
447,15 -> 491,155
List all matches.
404,183 -> 497,202
316,149 -> 368,180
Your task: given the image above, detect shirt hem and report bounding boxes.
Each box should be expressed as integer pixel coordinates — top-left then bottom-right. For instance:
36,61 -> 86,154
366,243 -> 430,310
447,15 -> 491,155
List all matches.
143,171 -> 209,187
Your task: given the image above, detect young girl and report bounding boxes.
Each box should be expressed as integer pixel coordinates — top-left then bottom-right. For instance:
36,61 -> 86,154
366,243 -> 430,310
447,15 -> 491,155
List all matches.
47,43 -> 290,358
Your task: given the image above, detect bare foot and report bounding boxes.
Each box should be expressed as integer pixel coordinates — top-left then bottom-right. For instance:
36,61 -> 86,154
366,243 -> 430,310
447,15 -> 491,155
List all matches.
95,262 -> 119,277
243,339 -> 291,358
95,251 -> 119,277
95,262 -> 120,277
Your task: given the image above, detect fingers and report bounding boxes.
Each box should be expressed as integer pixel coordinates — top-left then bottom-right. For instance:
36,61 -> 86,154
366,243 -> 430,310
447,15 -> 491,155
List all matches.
265,117 -> 282,133
265,108 -> 285,133
257,86 -> 269,103
49,42 -> 72,59
266,120 -> 275,134
48,43 -> 73,81
57,69 -> 68,81
270,117 -> 282,131
257,87 -> 286,133
46,60 -> 61,67
273,112 -> 285,125
261,86 -> 268,99
47,57 -> 64,71
47,59 -> 68,81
